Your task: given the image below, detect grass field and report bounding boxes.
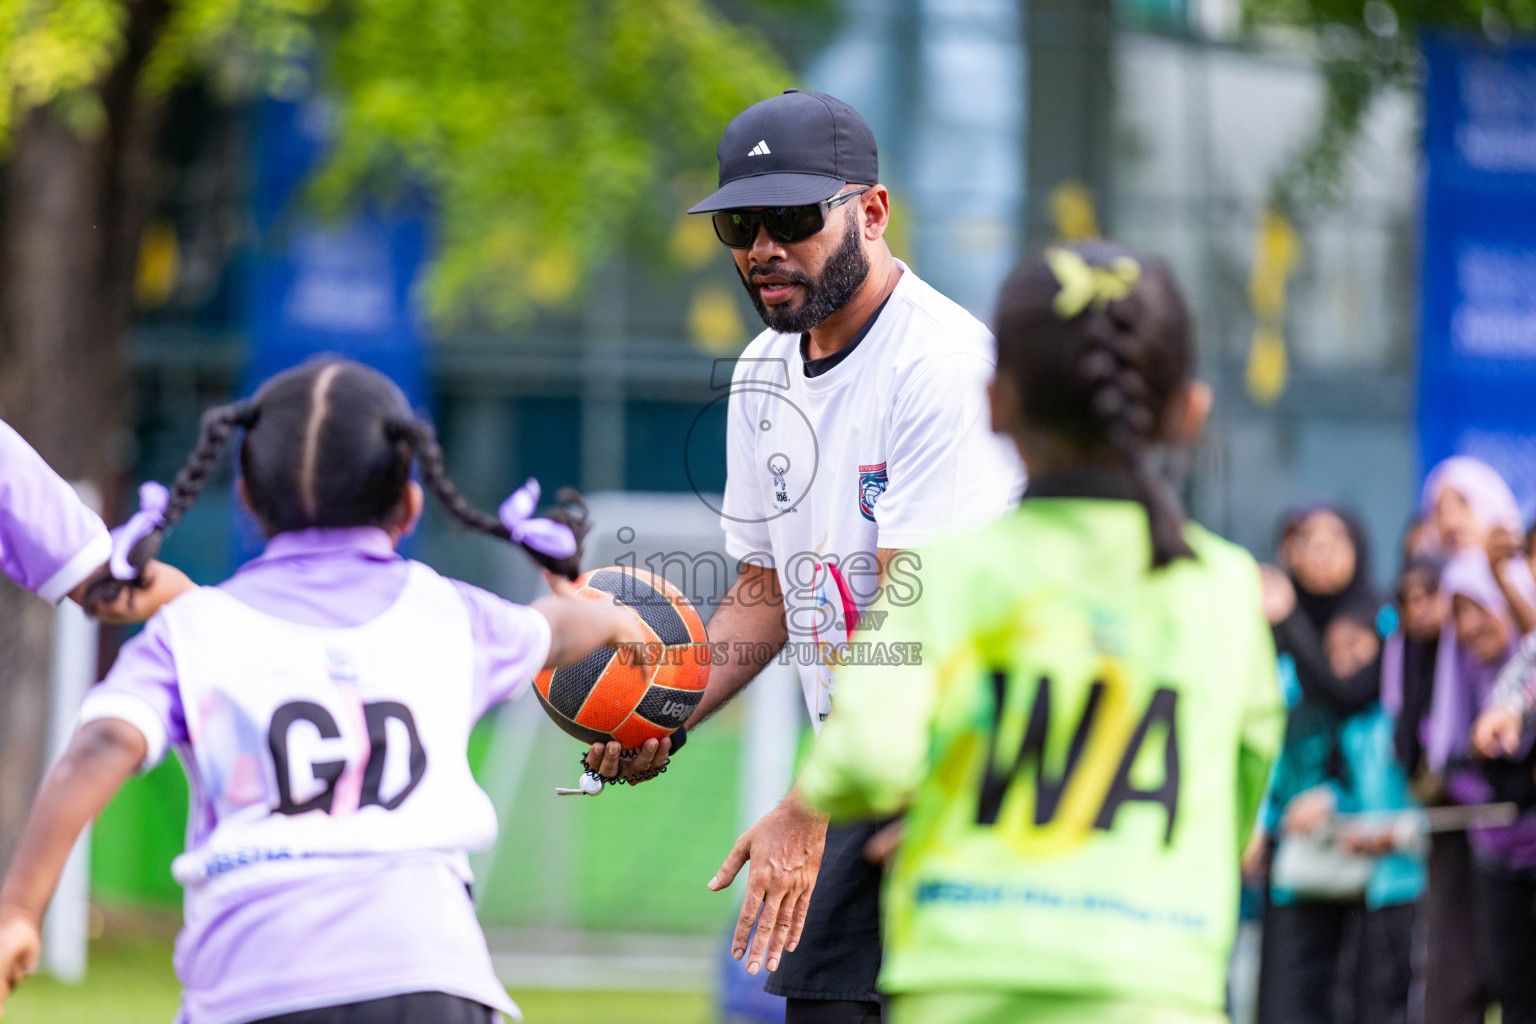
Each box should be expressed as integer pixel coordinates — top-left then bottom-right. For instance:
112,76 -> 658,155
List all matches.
92,704 -> 759,936
4,934 -> 718,1024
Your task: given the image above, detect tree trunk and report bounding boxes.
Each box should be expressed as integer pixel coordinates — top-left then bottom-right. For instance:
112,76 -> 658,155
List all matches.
0,108 -> 116,873
0,0 -> 168,871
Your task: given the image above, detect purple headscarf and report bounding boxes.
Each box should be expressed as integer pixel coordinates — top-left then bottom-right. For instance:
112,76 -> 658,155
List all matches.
1421,456 -> 1522,554
1425,548 -> 1536,771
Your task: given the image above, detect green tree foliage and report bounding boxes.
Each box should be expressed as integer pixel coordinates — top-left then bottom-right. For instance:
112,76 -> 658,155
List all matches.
1246,0 -> 1536,29
0,0 -> 787,325
316,0 -> 787,325
1243,0 -> 1536,207
0,0 -> 123,139
0,0 -> 322,140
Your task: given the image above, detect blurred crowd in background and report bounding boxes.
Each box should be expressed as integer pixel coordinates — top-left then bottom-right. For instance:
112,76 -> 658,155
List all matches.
1241,456 -> 1536,1024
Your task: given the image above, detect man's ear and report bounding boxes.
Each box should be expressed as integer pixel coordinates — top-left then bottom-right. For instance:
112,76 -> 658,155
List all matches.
1172,380 -> 1213,446
859,184 -> 891,241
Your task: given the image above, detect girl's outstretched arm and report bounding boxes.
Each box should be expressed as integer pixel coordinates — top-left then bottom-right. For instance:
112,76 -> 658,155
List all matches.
531,572 -> 653,670
532,572 -> 674,782
0,718 -> 146,1014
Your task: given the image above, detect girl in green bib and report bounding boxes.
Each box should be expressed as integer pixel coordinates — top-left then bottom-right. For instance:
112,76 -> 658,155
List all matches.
798,243 -> 1284,1024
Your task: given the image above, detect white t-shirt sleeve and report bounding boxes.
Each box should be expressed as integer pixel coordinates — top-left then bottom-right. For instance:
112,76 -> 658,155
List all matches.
721,370 -> 776,569
874,352 -> 1022,550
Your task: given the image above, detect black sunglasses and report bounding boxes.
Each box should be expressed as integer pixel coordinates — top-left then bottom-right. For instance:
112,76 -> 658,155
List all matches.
711,187 -> 872,249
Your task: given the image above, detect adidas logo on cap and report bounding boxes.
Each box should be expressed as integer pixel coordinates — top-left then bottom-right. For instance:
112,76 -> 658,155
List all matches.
685,91 -> 879,215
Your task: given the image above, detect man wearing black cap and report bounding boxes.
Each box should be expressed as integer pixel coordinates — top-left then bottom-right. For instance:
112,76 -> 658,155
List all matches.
679,90 -> 1024,1023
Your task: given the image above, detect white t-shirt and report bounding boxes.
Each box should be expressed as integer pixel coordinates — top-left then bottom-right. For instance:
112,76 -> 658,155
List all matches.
721,261 -> 1024,727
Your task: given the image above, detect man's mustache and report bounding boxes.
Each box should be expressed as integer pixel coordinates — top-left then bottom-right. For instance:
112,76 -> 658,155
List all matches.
745,265 -> 814,288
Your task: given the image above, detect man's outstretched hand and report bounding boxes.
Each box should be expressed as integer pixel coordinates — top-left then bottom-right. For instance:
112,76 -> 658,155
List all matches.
709,795 -> 826,976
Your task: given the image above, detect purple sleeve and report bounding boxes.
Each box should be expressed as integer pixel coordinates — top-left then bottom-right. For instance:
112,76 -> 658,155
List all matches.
78,614 -> 188,769
453,580 -> 553,720
0,421 -> 111,602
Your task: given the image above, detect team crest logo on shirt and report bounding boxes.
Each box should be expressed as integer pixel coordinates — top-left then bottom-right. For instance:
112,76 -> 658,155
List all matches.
858,462 -> 888,522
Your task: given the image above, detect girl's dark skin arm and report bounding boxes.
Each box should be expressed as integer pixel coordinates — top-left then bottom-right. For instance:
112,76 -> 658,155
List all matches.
534,573 -> 674,781
532,587 -> 654,670
0,718 -> 147,1014
73,560 -> 197,624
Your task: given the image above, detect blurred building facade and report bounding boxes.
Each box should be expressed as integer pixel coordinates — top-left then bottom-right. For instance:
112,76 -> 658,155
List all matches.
813,0 -> 1419,576
131,0 -> 1419,589
112,0 -> 1421,927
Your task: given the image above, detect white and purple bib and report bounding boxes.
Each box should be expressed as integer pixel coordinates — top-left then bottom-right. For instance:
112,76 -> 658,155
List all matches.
159,562 -> 497,892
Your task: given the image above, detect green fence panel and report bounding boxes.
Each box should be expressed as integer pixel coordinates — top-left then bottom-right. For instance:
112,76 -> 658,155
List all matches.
91,760 -> 189,908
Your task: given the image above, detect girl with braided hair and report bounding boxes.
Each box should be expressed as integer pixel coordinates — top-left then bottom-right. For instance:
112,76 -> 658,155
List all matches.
796,242 -> 1284,1023
0,357 -> 659,1024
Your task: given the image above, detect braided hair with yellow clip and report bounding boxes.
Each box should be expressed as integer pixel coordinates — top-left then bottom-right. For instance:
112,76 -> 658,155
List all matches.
994,242 -> 1197,569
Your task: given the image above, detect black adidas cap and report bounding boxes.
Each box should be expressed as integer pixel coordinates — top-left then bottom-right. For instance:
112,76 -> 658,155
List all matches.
687,89 -> 879,214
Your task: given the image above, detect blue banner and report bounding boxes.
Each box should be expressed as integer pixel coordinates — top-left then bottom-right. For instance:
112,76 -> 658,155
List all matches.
1419,35 -> 1536,516
246,97 -> 431,406
236,97 -> 432,561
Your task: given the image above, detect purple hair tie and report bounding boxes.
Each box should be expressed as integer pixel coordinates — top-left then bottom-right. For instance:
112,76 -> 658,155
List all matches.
498,479 -> 578,559
109,481 -> 170,580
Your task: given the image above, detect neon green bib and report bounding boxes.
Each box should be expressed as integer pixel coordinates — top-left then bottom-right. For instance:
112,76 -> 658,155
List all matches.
800,498 -> 1283,1013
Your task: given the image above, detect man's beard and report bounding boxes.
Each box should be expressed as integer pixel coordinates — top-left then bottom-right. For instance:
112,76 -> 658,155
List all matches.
740,215 -> 871,334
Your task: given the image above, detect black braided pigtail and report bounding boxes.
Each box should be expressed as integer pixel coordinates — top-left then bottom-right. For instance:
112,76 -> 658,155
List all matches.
1081,304 -> 1194,570
82,399 -> 260,611
162,400 -> 261,535
396,415 -> 590,580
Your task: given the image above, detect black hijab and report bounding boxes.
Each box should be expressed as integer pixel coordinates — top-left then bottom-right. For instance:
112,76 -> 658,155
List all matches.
1280,503 -> 1379,632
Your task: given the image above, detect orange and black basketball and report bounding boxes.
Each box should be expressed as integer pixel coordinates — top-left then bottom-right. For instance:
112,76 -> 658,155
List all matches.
533,567 -> 710,748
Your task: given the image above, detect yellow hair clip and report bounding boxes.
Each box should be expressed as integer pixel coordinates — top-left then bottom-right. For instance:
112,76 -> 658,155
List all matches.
1046,248 -> 1141,319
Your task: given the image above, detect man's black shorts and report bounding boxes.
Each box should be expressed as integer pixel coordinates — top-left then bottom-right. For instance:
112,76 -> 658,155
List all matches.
764,819 -> 885,1003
